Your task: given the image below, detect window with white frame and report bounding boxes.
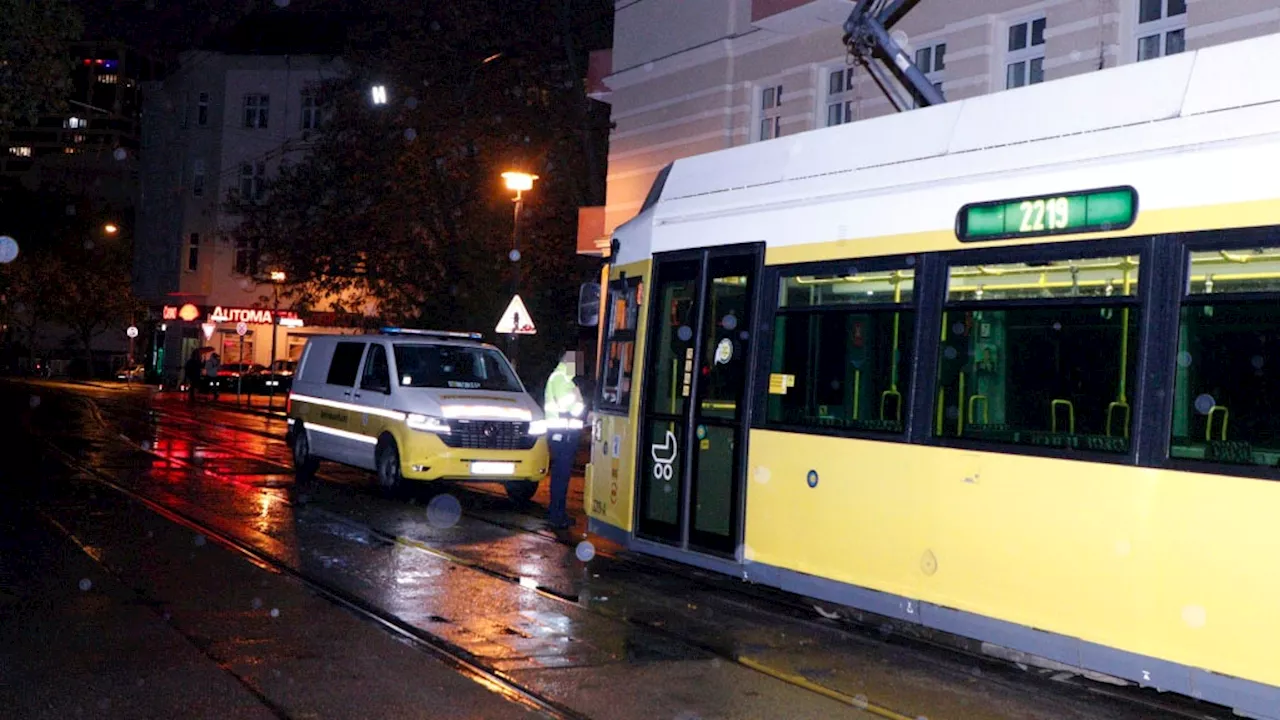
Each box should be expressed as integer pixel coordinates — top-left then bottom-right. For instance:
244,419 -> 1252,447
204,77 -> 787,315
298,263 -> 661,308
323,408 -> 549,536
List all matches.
234,238 -> 259,276
824,67 -> 856,127
1006,17 -> 1046,89
192,159 -> 205,197
187,233 -> 199,272
239,161 -> 266,202
197,92 -> 209,126
913,41 -> 947,105
757,84 -> 783,141
301,87 -> 320,130
8,146 -> 32,157
243,94 -> 269,128
1136,0 -> 1186,61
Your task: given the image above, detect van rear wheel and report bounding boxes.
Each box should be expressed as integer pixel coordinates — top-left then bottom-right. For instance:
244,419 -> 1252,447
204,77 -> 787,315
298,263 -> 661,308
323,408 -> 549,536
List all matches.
292,429 -> 319,485
375,437 -> 404,495
504,480 -> 538,503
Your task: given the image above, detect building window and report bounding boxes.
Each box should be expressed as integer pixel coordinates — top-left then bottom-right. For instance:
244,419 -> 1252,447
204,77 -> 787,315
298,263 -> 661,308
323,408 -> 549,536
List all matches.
243,94 -> 269,129
758,84 -> 782,141
301,88 -> 320,130
824,68 -> 856,127
97,74 -> 118,84
935,252 -> 1141,453
1137,0 -> 1187,61
64,116 -> 86,129
187,233 -> 199,272
1170,244 -> 1280,468
1006,17 -> 1047,89
197,92 -> 209,126
913,41 -> 947,105
192,159 -> 205,197
63,147 -> 79,155
234,238 -> 259,276
767,262 -> 916,435
8,146 -> 32,157
239,161 -> 266,202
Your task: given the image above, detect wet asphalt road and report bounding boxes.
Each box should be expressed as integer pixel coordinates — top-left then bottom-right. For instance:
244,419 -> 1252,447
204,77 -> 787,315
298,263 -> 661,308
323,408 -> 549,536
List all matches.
0,380 -> 1227,719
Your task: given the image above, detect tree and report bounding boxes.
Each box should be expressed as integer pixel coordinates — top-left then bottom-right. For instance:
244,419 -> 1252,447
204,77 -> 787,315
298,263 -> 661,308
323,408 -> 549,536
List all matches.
0,0 -> 82,130
229,0 -> 610,387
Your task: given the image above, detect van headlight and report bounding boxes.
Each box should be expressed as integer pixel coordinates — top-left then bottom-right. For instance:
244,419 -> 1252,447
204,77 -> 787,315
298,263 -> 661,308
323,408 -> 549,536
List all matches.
406,414 -> 450,434
528,419 -> 547,436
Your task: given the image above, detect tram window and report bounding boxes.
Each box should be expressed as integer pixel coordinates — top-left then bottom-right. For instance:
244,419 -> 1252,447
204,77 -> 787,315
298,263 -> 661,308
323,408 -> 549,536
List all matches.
598,277 -> 641,413
935,255 -> 1141,453
1171,247 -> 1280,468
767,266 -> 915,434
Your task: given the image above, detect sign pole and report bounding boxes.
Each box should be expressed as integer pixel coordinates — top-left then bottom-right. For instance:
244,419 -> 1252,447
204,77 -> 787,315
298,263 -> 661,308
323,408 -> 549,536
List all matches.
267,314 -> 278,412
237,333 -> 244,404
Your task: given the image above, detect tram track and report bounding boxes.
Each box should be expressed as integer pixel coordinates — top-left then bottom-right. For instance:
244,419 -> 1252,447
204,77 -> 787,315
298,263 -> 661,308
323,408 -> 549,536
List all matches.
31,382 -> 1226,720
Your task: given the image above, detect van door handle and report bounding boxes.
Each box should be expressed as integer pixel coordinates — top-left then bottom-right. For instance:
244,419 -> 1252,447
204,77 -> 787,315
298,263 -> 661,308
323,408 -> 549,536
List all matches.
343,391 -> 351,396
353,392 -> 362,399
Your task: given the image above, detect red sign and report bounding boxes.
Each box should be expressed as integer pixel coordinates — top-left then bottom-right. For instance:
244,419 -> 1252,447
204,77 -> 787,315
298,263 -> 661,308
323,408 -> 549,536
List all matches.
161,304 -> 298,325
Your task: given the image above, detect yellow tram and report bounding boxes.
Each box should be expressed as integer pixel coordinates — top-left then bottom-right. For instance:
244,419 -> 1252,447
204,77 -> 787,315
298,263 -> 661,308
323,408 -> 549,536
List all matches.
581,34 -> 1280,717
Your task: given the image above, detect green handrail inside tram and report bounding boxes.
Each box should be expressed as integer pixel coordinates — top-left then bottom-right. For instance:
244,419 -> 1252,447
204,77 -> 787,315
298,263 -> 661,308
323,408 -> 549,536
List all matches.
1051,399 -> 1076,435
968,394 -> 989,425
1206,405 -> 1229,442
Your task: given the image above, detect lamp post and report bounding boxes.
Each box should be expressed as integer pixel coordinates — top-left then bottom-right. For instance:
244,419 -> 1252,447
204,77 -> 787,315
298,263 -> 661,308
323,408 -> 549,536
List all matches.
501,171 -> 537,370
267,270 -> 285,412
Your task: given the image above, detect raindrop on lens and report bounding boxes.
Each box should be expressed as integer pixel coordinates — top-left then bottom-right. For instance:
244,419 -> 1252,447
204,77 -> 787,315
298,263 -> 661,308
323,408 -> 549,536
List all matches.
426,493 -> 462,529
270,608 -> 280,618
575,540 -> 596,562
193,534 -> 206,547
904,256 -> 916,267
405,96 -> 419,110
952,322 -> 965,336
509,249 -> 521,262
83,240 -> 94,250
78,578 -> 92,591
252,597 -> 263,609
1053,322 -> 1062,331
1194,394 -> 1216,415
404,128 -> 417,142
677,326 -> 693,342
1252,355 -> 1265,370
113,148 -> 127,161
29,395 -> 40,408
945,406 -> 959,420
273,0 -> 289,6
944,347 -> 957,360
721,314 -> 737,330
1177,352 -> 1193,368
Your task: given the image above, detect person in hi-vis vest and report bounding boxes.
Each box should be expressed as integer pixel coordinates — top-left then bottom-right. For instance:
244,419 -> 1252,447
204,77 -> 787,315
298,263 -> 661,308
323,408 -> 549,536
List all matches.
543,354 -> 584,529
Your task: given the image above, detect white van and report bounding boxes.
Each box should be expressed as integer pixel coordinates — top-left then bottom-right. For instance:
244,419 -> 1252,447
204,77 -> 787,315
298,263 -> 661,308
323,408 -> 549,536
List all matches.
285,328 -> 549,501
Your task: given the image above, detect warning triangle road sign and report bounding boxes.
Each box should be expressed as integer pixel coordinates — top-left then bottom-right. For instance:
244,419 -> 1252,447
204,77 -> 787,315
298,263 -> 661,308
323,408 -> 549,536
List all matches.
495,294 -> 537,335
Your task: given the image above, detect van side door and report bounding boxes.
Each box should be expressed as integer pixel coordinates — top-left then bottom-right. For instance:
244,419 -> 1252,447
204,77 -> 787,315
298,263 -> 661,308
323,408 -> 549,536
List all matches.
350,342 -> 393,470
317,340 -> 368,466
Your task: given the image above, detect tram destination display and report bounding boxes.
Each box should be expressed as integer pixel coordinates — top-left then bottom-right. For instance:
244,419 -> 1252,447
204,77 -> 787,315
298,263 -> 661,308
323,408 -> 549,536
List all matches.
956,186 -> 1137,242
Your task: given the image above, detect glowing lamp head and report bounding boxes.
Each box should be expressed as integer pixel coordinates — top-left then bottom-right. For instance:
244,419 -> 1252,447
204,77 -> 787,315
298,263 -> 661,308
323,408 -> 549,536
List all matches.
270,271 -> 286,282
502,171 -> 538,193
103,223 -> 119,235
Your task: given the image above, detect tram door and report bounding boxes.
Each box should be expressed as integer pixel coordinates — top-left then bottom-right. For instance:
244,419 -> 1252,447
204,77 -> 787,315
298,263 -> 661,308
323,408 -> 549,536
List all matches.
636,244 -> 761,557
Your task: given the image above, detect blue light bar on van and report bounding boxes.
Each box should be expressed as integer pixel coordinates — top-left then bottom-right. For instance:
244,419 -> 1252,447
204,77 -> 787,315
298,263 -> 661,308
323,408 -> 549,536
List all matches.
379,327 -> 483,340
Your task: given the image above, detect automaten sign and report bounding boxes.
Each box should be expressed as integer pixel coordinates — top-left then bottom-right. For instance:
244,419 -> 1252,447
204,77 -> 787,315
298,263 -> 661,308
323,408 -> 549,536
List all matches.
160,304 -> 298,325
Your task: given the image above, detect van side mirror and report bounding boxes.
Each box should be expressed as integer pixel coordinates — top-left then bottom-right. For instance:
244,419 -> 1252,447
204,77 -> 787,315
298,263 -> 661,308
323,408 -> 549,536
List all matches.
577,282 -> 600,327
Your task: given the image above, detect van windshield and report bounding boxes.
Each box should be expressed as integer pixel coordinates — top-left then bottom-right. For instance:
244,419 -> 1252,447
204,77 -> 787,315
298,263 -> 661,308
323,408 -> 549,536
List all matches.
393,344 -> 522,392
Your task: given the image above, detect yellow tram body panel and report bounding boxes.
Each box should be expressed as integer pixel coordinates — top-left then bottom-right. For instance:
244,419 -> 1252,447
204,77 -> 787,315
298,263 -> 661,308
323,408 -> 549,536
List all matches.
745,430 -> 1280,689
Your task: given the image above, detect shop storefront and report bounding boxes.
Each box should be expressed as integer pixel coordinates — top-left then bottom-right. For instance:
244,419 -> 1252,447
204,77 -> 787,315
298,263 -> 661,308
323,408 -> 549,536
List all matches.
144,302 -> 369,383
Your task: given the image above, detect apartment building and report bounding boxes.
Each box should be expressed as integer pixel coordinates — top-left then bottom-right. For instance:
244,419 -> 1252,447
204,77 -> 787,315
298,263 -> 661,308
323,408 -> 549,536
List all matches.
578,0 -> 1276,254
135,52 -> 355,378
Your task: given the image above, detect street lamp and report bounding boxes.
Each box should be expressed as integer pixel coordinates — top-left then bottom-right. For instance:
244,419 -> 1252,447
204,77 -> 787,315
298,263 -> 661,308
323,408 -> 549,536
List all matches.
267,270 -> 286,412
501,171 -> 537,369
371,84 -> 388,106
103,223 -> 119,235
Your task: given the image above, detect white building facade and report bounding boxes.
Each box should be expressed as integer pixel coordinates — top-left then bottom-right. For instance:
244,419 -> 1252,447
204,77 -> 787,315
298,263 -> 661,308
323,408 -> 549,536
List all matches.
579,0 -> 1278,253
136,52 -> 356,380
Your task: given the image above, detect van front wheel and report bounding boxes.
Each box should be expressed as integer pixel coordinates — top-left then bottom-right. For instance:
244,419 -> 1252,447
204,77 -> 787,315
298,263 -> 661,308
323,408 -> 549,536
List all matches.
504,480 -> 538,503
375,437 -> 404,495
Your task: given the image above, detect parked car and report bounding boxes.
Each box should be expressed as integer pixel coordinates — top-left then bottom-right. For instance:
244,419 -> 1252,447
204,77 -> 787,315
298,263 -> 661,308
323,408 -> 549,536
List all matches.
115,364 -> 146,382
261,359 -> 296,392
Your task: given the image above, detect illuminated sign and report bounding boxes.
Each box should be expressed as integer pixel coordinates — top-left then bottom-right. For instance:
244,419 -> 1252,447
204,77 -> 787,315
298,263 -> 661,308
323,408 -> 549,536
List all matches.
162,304 -> 298,325
956,186 -> 1137,242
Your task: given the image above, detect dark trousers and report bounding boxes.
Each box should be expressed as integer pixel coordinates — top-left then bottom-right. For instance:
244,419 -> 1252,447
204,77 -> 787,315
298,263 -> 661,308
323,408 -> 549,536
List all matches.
548,431 -> 578,525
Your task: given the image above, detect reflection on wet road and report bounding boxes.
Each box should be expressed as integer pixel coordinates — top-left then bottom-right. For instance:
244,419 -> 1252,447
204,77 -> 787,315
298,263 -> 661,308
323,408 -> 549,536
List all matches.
7,380 -> 1220,720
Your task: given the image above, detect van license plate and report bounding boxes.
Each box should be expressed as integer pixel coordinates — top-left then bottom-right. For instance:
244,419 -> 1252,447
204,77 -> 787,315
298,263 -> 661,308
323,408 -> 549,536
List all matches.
471,462 -> 515,476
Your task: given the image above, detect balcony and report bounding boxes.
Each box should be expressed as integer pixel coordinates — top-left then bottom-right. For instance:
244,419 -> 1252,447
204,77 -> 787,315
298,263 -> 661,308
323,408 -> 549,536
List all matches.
577,206 -> 610,257
751,0 -> 852,34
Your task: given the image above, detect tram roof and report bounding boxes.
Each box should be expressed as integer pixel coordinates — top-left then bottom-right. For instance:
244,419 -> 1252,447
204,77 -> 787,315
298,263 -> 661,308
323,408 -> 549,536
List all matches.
613,32 -> 1280,266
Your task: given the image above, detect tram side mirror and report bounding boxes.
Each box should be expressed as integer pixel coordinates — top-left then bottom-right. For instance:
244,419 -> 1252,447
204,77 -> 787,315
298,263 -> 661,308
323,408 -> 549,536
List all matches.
577,282 -> 600,327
